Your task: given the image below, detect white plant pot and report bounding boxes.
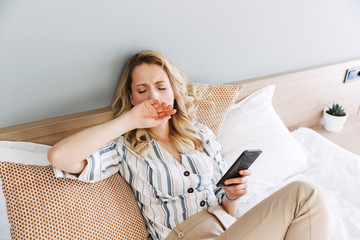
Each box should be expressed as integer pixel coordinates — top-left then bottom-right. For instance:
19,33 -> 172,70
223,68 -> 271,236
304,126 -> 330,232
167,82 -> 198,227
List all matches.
323,108 -> 348,132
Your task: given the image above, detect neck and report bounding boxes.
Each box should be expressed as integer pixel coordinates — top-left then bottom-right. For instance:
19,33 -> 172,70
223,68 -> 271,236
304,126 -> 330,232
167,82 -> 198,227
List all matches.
150,122 -> 170,142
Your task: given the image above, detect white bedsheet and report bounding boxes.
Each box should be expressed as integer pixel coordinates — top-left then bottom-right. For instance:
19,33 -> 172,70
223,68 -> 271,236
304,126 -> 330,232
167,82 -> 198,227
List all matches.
236,127 -> 360,240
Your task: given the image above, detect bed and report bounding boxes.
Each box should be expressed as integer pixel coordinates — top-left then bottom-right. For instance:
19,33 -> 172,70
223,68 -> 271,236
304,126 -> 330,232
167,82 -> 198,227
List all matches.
1,58 -> 360,239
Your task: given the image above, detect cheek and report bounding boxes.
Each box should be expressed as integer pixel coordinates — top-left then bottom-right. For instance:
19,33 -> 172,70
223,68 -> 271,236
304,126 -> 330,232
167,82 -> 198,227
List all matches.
167,87 -> 175,101
130,93 -> 146,106
163,91 -> 175,106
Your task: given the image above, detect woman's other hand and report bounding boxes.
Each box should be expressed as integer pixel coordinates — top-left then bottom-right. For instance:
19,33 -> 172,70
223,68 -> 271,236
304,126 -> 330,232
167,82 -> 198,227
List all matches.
222,170 -> 251,200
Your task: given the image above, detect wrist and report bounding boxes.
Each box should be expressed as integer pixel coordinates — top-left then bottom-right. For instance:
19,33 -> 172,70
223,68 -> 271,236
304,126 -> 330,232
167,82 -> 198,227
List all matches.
112,113 -> 137,134
224,193 -> 241,203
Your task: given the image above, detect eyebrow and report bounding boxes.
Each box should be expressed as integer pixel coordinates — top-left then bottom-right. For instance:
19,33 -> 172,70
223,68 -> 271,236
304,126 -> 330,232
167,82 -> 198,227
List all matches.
135,80 -> 167,87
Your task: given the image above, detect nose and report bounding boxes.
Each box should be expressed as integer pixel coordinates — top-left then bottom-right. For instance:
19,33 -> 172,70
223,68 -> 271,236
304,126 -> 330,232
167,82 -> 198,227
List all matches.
149,88 -> 159,100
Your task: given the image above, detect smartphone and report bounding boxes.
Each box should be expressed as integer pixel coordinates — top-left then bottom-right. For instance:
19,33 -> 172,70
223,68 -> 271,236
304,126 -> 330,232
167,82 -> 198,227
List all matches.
216,149 -> 262,187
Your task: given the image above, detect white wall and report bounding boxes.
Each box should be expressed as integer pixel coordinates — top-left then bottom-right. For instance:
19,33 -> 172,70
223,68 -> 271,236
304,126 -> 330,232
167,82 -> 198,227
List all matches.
1,0 -> 360,128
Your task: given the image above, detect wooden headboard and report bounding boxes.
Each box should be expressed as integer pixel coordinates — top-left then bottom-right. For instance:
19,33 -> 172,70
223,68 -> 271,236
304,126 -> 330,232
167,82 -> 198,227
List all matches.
233,58 -> 360,130
1,58 -> 360,146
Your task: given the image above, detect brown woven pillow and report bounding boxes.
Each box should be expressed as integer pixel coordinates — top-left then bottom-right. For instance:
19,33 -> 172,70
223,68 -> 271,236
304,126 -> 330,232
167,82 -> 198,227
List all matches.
0,161 -> 148,240
195,83 -> 243,136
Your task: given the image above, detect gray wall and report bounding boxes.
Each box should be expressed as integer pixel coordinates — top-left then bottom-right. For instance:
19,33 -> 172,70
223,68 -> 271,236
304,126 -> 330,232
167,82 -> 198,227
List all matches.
1,0 -> 360,128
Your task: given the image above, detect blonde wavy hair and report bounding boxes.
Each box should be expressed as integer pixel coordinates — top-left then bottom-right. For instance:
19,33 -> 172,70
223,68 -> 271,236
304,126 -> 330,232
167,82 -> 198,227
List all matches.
112,50 -> 204,155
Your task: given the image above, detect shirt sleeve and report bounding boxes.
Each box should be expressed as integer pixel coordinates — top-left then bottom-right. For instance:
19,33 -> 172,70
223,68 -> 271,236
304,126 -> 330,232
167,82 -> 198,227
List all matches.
53,138 -> 124,183
210,133 -> 227,202
195,122 -> 227,201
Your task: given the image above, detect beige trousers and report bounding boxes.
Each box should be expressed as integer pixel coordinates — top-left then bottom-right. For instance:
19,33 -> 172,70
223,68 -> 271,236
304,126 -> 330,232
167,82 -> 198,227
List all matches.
165,181 -> 330,240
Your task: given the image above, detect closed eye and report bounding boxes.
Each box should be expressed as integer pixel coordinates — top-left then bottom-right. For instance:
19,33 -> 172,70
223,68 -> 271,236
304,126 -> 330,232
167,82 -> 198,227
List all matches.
138,89 -> 146,93
158,88 -> 166,90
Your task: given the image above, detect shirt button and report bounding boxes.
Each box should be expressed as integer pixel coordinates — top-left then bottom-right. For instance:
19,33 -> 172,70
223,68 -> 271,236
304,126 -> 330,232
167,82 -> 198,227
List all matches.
184,171 -> 190,176
177,232 -> 184,238
200,200 -> 206,207
187,188 -> 194,193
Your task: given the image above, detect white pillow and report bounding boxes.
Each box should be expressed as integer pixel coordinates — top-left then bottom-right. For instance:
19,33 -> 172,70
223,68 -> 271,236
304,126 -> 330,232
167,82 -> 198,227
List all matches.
218,85 -> 308,194
0,141 -> 50,240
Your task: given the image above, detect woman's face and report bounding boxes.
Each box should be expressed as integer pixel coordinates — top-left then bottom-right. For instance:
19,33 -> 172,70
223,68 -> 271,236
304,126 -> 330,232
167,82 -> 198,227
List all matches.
130,63 -> 175,106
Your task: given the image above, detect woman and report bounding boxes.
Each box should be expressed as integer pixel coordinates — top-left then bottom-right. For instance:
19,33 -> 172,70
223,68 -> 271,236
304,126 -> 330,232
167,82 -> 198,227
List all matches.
48,50 -> 330,240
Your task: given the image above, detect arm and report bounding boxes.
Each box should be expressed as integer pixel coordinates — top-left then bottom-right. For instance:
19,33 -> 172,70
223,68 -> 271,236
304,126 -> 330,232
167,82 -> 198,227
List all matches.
221,170 -> 251,216
48,114 -> 134,174
48,99 -> 176,174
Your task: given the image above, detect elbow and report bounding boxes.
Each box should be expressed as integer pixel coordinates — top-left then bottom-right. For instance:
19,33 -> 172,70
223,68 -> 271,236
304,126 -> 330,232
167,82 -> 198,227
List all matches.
47,146 -> 61,168
47,145 -> 87,174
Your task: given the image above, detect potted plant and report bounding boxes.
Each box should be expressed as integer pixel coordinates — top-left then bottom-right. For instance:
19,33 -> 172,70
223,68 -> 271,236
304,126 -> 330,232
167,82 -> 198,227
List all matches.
323,103 -> 347,132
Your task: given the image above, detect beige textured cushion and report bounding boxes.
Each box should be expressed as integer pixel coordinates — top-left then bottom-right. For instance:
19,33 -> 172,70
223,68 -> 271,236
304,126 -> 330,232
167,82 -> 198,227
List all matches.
195,84 -> 243,136
0,161 -> 148,240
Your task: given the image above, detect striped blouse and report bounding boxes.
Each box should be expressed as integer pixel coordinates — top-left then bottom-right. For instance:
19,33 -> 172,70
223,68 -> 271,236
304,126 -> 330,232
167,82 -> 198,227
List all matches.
53,122 -> 226,240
